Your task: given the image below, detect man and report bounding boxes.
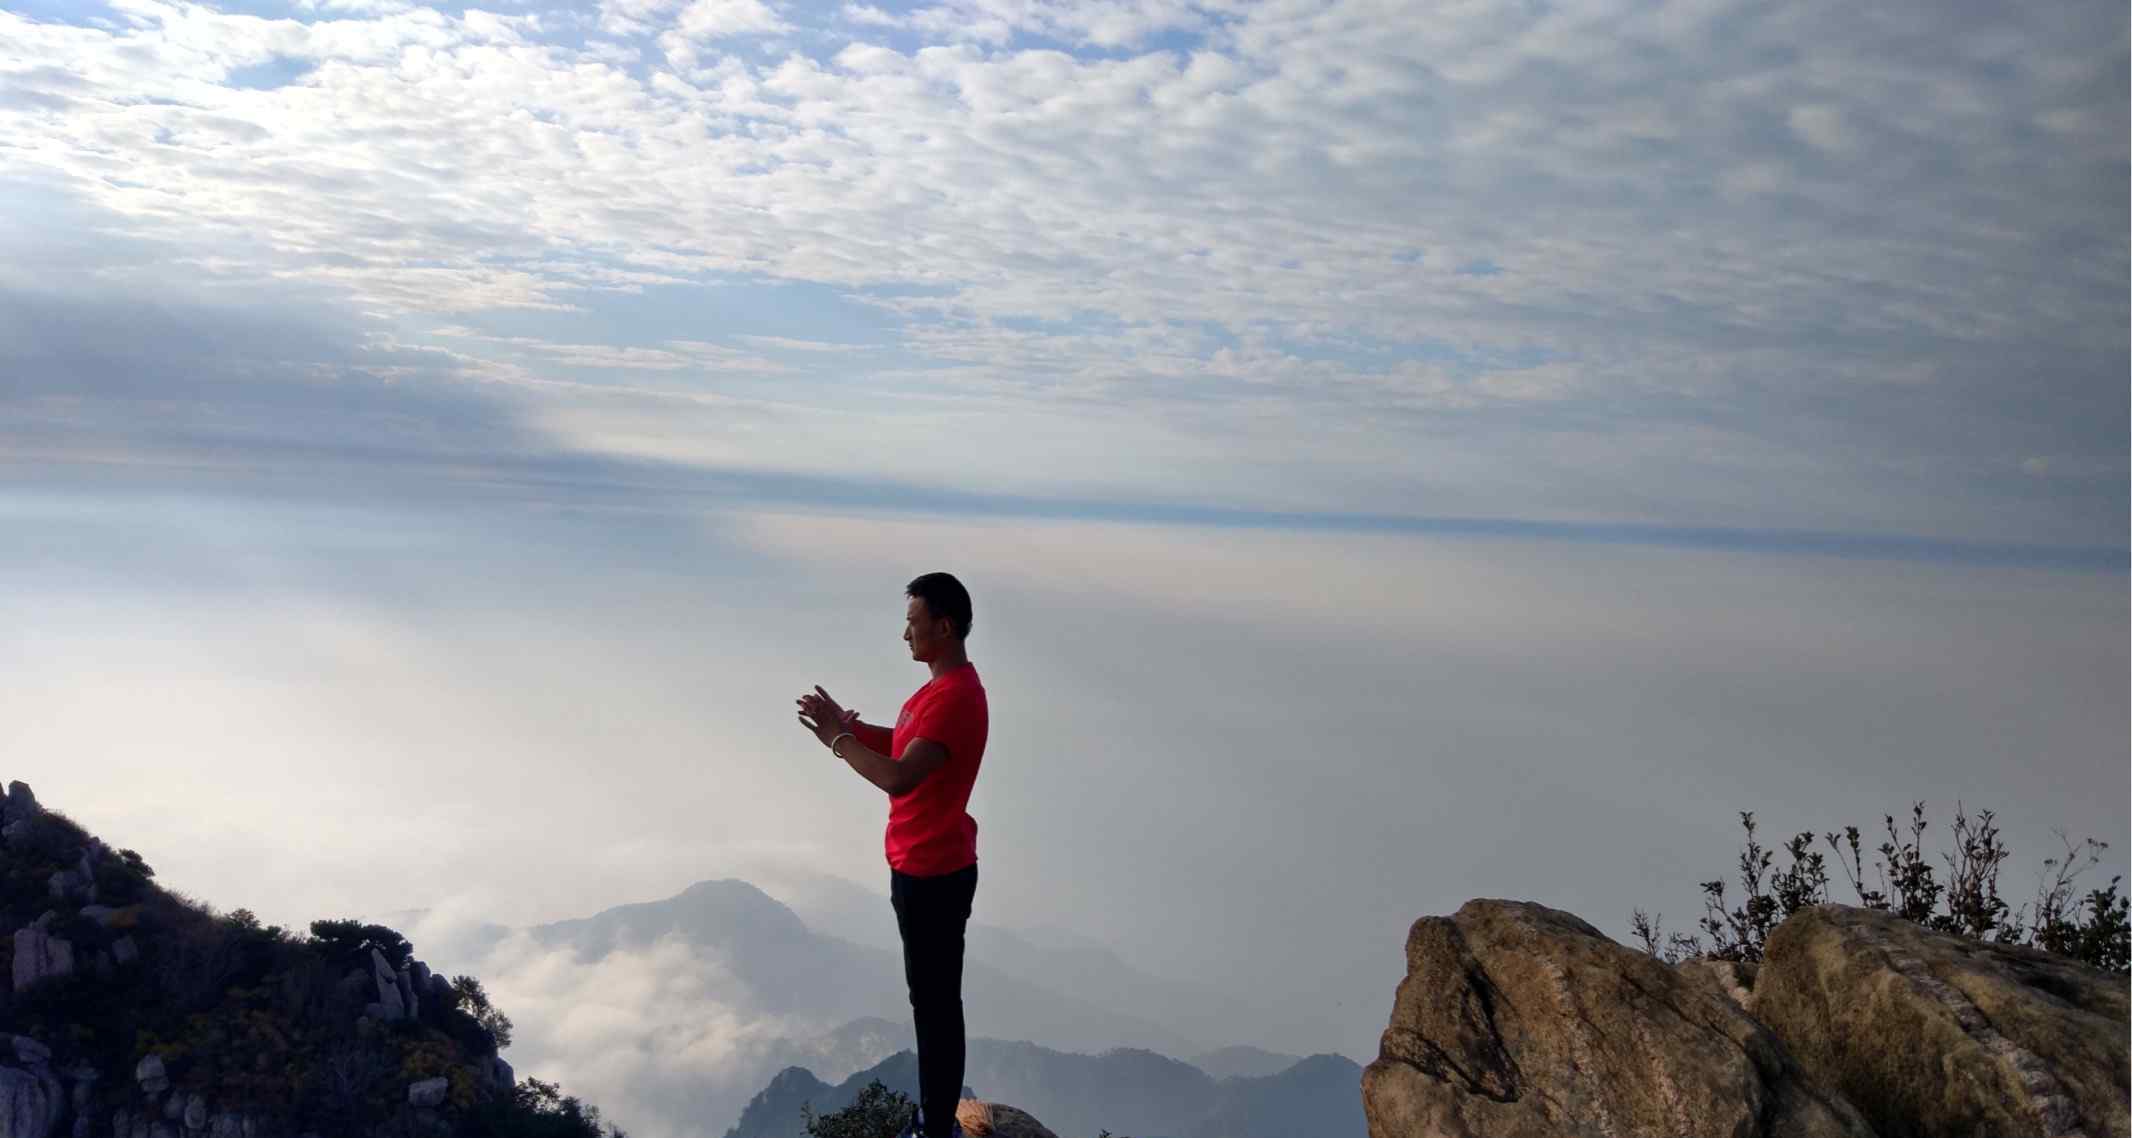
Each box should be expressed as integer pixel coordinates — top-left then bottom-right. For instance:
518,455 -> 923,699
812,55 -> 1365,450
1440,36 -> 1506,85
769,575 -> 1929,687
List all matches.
797,571 -> 987,1138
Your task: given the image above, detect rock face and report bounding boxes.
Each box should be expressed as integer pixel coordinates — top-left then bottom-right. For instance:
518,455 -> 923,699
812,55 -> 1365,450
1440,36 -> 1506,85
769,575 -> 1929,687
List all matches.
1755,903 -> 2130,1138
1360,899 -> 1873,1138
13,923 -> 76,993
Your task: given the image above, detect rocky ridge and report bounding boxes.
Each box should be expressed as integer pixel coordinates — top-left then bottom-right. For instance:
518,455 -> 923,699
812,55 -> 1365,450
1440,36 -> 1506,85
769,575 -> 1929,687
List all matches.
0,781 -> 520,1138
1362,898 -> 2130,1138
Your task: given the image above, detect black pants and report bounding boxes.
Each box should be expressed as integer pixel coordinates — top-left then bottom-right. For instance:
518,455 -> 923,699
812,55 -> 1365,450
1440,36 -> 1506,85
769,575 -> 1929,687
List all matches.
890,860 -> 977,1138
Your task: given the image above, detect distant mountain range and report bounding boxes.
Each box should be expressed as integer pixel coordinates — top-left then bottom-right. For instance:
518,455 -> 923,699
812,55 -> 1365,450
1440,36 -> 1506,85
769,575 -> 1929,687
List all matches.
372,870 -> 1363,1136
724,1024 -> 1366,1138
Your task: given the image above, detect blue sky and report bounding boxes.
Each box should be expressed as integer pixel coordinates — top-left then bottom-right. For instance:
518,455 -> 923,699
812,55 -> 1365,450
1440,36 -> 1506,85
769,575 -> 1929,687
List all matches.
0,0 -> 2125,1131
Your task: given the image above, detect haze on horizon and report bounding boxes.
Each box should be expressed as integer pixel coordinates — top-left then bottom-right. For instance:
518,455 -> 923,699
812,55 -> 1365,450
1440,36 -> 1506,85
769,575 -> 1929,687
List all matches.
1,0 -> 2125,1131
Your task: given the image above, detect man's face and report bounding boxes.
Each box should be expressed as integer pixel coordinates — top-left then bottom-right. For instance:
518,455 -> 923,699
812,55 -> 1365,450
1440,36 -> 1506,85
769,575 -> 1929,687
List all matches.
904,595 -> 942,661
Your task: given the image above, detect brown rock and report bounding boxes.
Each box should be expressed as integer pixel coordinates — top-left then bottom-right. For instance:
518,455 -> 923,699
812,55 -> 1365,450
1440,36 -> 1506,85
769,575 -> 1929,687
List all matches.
955,1098 -> 1058,1138
1360,899 -> 1872,1138
1678,957 -> 1760,1015
1755,903 -> 2129,1138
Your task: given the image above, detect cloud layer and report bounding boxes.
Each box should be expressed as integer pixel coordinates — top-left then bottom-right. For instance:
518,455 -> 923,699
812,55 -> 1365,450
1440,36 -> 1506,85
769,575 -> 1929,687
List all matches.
2,0 -> 2125,541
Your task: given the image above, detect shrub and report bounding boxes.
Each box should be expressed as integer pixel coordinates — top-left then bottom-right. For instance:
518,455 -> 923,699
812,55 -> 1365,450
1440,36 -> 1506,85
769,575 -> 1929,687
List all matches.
1633,802 -> 2128,974
308,919 -> 414,970
450,975 -> 513,1050
463,1077 -> 629,1138
800,1079 -> 915,1138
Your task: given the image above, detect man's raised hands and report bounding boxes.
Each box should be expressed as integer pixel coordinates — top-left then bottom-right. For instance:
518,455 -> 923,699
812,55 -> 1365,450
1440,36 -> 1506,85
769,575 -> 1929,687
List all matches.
796,685 -> 864,748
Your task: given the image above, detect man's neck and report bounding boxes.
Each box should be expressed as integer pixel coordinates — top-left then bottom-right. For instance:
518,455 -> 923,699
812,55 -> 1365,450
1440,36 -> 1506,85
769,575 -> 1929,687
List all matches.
928,646 -> 970,679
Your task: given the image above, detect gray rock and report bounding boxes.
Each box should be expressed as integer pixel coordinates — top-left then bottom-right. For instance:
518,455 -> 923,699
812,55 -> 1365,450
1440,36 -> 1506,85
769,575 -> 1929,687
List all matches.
67,1064 -> 97,1114
370,949 -> 405,1021
491,1056 -> 513,1090
427,972 -> 453,1005
183,1091 -> 207,1129
13,925 -> 75,993
112,935 -> 139,966
0,1064 -> 64,1138
72,1116 -> 92,1138
395,966 -> 418,1019
209,1111 -> 244,1138
10,1035 -> 53,1066
410,960 -> 431,991
136,1054 -> 169,1096
407,1077 -> 449,1108
79,905 -> 118,928
161,1088 -> 183,1120
150,1121 -> 178,1138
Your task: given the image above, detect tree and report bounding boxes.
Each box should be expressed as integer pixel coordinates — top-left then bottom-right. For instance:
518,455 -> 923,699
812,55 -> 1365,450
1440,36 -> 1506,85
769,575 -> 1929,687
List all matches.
800,1079 -> 916,1138
452,974 -> 515,1049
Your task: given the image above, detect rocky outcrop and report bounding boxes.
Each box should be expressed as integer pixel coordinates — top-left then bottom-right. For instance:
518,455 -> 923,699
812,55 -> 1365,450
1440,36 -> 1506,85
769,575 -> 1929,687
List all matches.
1360,899 -> 1873,1137
0,779 -> 523,1138
1755,903 -> 2130,1138
2,781 -> 42,828
954,1099 -> 1058,1138
0,1035 -> 66,1138
14,916 -> 76,993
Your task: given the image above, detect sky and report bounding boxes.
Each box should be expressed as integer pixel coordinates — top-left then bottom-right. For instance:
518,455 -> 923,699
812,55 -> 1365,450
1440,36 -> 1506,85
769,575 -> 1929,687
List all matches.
0,0 -> 2126,1122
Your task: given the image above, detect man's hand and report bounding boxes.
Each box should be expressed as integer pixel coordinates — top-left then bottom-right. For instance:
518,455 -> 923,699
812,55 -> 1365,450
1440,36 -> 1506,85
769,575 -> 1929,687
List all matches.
796,686 -> 863,748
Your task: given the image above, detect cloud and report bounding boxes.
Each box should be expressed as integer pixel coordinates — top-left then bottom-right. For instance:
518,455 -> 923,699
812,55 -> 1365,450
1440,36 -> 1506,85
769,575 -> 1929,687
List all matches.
0,0 -> 2122,545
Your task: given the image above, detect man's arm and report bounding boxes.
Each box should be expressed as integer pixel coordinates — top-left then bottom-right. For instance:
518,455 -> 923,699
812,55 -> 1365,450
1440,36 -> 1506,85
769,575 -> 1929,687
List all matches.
849,718 -> 895,755
835,736 -> 950,797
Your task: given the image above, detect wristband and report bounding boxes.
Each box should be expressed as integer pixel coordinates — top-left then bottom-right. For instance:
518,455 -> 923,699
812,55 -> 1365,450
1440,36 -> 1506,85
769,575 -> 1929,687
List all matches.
829,732 -> 855,757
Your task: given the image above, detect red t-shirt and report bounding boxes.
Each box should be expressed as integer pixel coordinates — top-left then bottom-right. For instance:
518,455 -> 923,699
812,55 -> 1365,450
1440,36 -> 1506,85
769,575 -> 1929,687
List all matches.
880,661 -> 986,876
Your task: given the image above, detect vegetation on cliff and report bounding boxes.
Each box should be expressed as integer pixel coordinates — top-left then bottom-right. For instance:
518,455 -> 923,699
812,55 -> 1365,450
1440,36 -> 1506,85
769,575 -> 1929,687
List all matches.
1,799 -> 627,1136
1633,801 -> 2128,972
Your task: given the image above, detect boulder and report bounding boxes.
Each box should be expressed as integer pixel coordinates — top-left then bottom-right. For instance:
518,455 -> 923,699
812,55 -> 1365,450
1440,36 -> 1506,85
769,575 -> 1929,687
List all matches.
112,936 -> 139,966
370,949 -> 405,1021
1756,903 -> 2130,1138
79,905 -> 117,928
0,1064 -> 63,1138
396,966 -> 419,1019
183,1091 -> 207,1129
13,925 -> 75,993
135,1054 -> 169,1097
408,1077 -> 449,1108
954,1099 -> 1057,1138
1677,957 -> 1759,1014
209,1112 -> 245,1138
2,781 -> 41,827
65,1065 -> 97,1116
9,1036 -> 53,1067
1360,899 -> 1872,1138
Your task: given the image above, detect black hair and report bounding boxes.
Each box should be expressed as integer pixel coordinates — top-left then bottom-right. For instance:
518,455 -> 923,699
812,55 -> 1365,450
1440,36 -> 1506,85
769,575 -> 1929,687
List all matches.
906,572 -> 973,641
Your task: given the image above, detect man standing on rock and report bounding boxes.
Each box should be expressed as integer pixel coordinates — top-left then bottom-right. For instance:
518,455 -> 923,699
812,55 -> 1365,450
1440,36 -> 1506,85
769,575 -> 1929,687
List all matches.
798,572 -> 987,1138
